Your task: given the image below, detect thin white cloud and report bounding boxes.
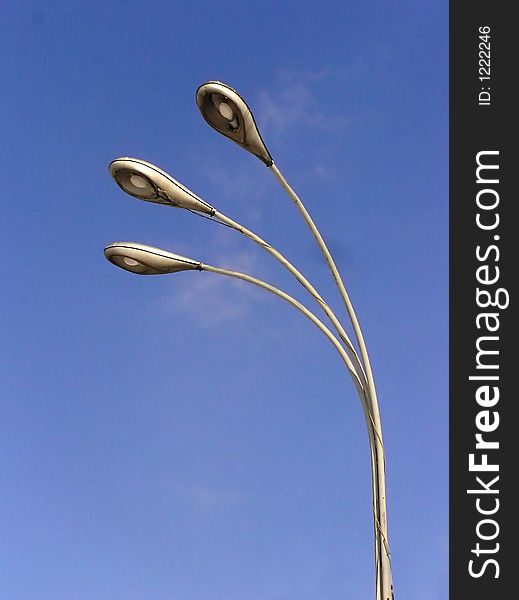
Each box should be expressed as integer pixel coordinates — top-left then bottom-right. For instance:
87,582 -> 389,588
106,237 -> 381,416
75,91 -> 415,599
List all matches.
256,72 -> 348,136
198,156 -> 267,220
186,67 -> 354,202
156,236 -> 266,328
168,272 -> 248,327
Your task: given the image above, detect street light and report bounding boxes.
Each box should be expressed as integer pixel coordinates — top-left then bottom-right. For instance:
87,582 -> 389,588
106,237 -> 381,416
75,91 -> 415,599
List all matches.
104,82 -> 394,600
196,81 -> 273,166
109,157 -> 215,214
104,242 -> 202,275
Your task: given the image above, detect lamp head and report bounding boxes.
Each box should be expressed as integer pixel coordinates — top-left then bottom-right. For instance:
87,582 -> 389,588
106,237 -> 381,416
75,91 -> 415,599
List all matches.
196,81 -> 272,166
104,242 -> 202,275
109,158 -> 215,214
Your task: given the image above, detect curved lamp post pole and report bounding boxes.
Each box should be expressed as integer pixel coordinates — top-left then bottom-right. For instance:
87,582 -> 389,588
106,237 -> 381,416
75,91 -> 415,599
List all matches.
104,82 -> 394,600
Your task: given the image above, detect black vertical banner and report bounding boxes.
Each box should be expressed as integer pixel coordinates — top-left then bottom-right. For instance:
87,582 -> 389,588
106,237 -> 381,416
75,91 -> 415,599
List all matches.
450,2 -> 514,598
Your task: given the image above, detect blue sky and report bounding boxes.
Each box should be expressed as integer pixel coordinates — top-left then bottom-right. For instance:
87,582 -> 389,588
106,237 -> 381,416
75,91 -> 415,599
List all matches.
1,2 -> 447,599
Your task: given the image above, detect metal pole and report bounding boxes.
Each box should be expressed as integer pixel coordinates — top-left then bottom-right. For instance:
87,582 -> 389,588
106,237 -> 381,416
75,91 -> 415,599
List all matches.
268,163 -> 393,600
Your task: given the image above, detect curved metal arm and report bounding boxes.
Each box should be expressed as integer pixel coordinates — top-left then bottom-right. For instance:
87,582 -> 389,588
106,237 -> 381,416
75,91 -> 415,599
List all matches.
201,262 -> 392,600
268,163 -> 393,600
207,209 -> 368,390
202,263 -> 365,395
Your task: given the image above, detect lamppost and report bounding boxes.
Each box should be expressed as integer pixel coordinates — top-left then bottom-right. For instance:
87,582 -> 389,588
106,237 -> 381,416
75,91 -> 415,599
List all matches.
103,81 -> 394,600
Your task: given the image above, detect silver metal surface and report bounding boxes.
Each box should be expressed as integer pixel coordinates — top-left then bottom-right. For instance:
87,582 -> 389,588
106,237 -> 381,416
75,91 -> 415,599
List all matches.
196,81 -> 273,166
109,157 -> 215,214
104,242 -> 202,275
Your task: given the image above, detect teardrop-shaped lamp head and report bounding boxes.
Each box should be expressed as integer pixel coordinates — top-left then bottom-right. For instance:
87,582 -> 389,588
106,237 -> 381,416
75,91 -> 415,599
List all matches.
196,81 -> 273,166
109,158 -> 215,215
104,242 -> 202,275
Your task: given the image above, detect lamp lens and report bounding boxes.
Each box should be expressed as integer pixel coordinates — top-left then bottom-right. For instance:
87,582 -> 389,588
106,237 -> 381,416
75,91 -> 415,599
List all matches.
123,257 -> 140,267
113,168 -> 157,199
129,174 -> 150,189
218,102 -> 234,120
